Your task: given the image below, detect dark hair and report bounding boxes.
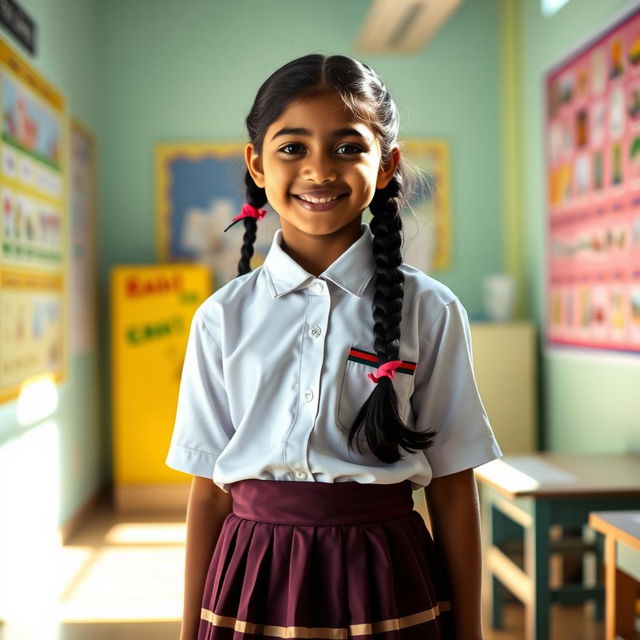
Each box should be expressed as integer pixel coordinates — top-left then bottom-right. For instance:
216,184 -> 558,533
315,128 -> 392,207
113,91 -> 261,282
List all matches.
237,53 -> 434,463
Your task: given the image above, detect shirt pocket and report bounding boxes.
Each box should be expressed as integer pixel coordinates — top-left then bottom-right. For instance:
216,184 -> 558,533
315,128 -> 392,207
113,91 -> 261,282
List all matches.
337,346 -> 416,430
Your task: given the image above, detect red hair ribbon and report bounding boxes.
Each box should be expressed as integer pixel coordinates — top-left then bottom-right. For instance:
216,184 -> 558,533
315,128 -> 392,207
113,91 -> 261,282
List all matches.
367,360 -> 403,383
223,203 -> 268,232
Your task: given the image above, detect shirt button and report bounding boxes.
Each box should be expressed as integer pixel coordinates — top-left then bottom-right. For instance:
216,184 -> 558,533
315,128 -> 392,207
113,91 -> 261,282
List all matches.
295,470 -> 307,480
310,325 -> 322,338
313,281 -> 324,294
303,389 -> 313,402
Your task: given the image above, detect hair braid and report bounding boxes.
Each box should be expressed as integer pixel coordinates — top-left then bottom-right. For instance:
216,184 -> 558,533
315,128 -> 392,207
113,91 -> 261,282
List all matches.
347,175 -> 435,462
237,170 -> 267,276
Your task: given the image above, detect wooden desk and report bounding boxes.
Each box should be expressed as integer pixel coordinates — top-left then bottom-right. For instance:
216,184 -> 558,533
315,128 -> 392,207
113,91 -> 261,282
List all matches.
589,511 -> 640,640
475,454 -> 640,640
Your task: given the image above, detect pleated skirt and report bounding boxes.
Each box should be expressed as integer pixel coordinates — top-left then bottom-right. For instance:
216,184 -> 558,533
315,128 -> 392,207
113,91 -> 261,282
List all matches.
198,478 -> 453,640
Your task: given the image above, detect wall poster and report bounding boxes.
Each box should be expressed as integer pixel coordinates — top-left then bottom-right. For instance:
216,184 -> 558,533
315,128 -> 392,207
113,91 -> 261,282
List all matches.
155,139 -> 451,291
0,38 -> 67,403
546,5 -> 640,352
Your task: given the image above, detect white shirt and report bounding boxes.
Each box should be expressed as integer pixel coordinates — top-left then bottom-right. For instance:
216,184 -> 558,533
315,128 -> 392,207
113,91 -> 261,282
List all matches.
166,223 -> 502,493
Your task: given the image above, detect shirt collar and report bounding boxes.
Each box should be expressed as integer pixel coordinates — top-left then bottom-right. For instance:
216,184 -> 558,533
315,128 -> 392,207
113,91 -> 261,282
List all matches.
263,223 -> 376,299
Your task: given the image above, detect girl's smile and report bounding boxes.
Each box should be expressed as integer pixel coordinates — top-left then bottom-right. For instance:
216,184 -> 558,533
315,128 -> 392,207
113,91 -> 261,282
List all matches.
292,189 -> 349,211
245,91 -> 398,273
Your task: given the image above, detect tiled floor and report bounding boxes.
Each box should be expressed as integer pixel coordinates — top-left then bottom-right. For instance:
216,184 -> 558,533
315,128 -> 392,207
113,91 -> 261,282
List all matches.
0,501 -> 605,640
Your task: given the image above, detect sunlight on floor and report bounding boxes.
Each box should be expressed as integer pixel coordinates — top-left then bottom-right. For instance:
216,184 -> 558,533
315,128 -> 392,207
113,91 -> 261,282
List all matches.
0,504 -> 186,640
104,522 -> 186,545
59,545 -> 185,622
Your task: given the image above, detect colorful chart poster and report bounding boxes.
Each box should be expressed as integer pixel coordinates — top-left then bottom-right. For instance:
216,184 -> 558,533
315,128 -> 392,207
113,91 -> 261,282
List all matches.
0,270 -> 64,392
155,140 -> 451,290
110,264 -> 211,488
546,7 -> 640,353
70,119 -> 97,354
0,38 -> 66,403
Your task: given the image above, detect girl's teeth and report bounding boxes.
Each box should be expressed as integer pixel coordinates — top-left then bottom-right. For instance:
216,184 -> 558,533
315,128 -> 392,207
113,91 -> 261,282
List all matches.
299,194 -> 339,203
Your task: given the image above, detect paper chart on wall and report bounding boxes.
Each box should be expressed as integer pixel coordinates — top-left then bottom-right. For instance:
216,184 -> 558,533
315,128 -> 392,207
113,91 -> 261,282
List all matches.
0,38 -> 67,403
546,7 -> 640,353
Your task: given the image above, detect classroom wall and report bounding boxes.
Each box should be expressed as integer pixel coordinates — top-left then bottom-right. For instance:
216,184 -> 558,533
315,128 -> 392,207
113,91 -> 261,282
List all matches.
519,0 -> 640,452
0,0 -> 103,528
0,0 -> 505,530
96,0 -> 503,308
95,0 -> 504,485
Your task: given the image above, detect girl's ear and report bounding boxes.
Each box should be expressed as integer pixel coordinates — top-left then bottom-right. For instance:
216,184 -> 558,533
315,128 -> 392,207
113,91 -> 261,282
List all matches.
376,146 -> 401,190
245,142 -> 265,188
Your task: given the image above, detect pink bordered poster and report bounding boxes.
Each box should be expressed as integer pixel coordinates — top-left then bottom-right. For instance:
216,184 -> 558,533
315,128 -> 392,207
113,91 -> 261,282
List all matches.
546,4 -> 640,353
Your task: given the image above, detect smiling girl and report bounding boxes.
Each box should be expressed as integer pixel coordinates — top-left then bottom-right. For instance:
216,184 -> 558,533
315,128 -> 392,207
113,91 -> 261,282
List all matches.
166,54 -> 502,640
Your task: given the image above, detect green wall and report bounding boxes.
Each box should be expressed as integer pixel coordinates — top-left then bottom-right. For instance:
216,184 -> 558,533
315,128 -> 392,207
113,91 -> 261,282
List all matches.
95,0 -> 503,311
1,0 -> 637,539
0,0 -> 505,529
0,0 -> 103,528
519,0 -> 640,451
95,0 -> 504,490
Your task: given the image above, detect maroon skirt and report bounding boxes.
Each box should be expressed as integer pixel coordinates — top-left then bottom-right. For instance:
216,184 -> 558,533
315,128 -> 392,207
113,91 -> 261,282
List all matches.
198,479 -> 453,640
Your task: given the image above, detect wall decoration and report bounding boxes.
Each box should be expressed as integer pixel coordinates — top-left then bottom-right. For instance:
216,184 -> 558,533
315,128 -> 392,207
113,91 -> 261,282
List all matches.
400,140 -> 451,272
110,264 -> 210,498
156,139 -> 452,290
0,38 -> 66,403
546,5 -> 640,353
155,142 -> 279,290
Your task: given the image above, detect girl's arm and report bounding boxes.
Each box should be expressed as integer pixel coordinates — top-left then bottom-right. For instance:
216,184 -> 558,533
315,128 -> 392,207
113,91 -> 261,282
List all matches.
425,468 -> 484,640
180,476 -> 233,640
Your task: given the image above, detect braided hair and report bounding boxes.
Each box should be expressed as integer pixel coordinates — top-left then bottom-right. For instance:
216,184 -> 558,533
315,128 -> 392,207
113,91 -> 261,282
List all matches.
237,54 -> 435,462
237,171 -> 267,276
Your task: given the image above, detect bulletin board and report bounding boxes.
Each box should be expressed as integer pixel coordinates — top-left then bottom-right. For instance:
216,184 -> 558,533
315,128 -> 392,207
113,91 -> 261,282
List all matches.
546,5 -> 640,353
155,142 -> 280,290
0,38 -> 67,403
155,139 -> 451,291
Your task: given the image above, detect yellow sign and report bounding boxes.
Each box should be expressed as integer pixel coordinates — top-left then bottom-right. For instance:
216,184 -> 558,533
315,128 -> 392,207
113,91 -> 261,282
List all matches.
111,264 -> 211,485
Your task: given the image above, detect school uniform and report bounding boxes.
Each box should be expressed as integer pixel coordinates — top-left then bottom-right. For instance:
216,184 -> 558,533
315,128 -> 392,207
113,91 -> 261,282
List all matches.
166,222 -> 502,640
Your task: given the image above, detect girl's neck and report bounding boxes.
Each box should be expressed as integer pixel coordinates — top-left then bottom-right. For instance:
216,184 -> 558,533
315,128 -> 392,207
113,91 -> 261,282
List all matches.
279,219 -> 363,277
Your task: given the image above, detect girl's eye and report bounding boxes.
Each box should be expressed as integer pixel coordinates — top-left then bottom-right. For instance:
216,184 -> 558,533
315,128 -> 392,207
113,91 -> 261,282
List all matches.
336,143 -> 363,155
278,143 -> 305,155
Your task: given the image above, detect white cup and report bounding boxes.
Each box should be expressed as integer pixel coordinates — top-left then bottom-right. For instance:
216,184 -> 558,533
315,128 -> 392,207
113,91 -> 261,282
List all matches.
483,274 -> 516,322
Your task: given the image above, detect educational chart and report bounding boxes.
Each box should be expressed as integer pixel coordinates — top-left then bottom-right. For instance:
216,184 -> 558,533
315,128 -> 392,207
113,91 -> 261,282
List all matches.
546,7 -> 640,352
110,264 -> 210,501
155,140 -> 451,290
0,38 -> 66,403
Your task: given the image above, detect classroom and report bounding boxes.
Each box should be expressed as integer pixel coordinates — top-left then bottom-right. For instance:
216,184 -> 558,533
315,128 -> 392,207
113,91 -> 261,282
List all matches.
0,1 -> 638,639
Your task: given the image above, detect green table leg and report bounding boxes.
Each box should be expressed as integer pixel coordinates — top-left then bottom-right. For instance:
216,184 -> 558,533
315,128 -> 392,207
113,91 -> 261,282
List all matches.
526,499 -> 551,640
490,502 -> 510,629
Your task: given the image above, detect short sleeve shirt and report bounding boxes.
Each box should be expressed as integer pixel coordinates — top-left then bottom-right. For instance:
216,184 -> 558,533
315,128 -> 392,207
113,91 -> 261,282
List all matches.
166,223 -> 502,492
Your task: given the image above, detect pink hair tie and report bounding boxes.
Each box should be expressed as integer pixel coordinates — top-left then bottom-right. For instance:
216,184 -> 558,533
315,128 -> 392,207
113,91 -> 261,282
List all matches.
367,360 -> 403,383
223,203 -> 268,232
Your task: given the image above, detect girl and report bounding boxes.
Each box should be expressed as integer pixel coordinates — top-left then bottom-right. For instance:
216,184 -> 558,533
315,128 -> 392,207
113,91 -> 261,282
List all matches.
166,54 -> 502,640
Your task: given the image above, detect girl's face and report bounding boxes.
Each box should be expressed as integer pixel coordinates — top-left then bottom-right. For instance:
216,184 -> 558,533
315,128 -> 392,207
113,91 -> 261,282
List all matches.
245,92 -> 399,243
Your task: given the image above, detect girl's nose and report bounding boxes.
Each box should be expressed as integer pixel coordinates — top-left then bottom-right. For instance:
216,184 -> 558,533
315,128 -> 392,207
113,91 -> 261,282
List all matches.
301,154 -> 337,183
